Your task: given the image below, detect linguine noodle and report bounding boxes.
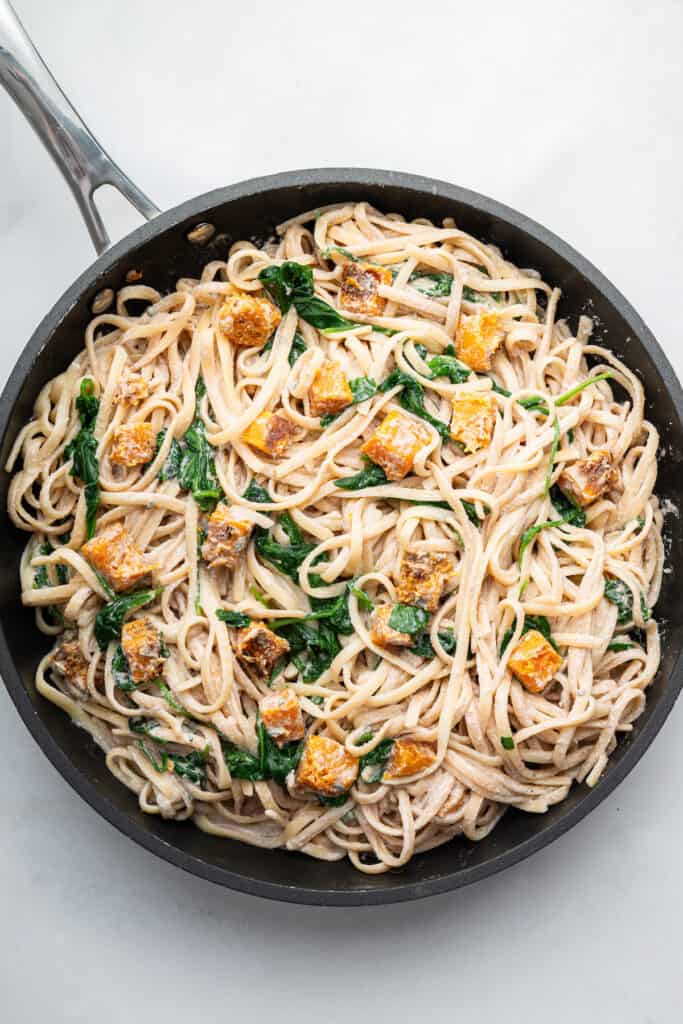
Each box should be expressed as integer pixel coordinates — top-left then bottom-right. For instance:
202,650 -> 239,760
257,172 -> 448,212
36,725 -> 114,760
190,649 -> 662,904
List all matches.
5,201 -> 663,872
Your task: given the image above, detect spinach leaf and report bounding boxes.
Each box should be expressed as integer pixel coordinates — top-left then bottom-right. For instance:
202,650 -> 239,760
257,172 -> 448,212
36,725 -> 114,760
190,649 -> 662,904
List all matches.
388,604 -> 430,635
112,644 -> 137,691
221,742 -> 263,780
243,479 -> 271,503
379,369 -> 451,443
171,746 -> 209,785
259,262 -> 358,333
607,639 -> 634,652
64,378 -> 100,538
358,735 -> 395,782
254,517 -> 317,580
409,271 -> 453,297
216,609 -> 252,628
500,735 -> 515,750
500,614 -> 556,656
604,578 -> 633,624
411,628 -> 456,658
350,584 -> 374,611
274,619 -> 341,682
320,375 -> 378,427
555,372 -> 613,407
138,739 -> 169,773
289,332 -> 307,366
488,378 -> 512,398
155,429 -> 183,482
319,793 -> 351,807
427,353 -> 472,384
94,588 -> 160,650
155,680 -> 185,715
177,410 -> 223,512
462,500 -> 484,527
32,541 -> 65,625
307,586 -> 354,635
129,716 -> 165,740
518,395 -> 549,415
518,518 -> 566,565
640,593 -> 651,622
334,459 -> 389,490
550,485 -> 586,527
257,719 -> 303,785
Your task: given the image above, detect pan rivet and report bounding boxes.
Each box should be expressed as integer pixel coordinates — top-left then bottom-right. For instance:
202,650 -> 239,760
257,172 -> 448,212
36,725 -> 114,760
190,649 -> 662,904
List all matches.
91,288 -> 114,315
187,222 -> 216,245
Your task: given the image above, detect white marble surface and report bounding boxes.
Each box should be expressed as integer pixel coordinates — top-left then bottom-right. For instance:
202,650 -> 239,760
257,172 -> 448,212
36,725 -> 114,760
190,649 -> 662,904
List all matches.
1,1 -> 682,1020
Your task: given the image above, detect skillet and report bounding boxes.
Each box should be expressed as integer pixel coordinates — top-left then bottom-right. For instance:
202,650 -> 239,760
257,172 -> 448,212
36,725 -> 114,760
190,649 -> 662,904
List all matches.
1,0 -> 682,905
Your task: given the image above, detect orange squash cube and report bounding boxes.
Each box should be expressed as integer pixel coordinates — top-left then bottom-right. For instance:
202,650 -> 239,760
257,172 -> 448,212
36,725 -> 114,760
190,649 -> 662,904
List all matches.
218,286 -> 281,348
451,392 -> 496,453
115,373 -> 148,405
233,623 -> 290,678
309,361 -> 353,417
508,629 -> 563,693
339,261 -> 392,316
296,734 -> 358,796
52,632 -> 89,694
201,504 -> 252,570
259,686 -> 305,747
369,604 -> 413,648
456,310 -> 502,372
396,552 -> 453,612
82,522 -> 154,592
360,410 -> 430,481
110,422 -> 156,467
384,739 -> 436,780
121,617 -> 166,683
558,449 -> 620,507
241,411 -> 297,457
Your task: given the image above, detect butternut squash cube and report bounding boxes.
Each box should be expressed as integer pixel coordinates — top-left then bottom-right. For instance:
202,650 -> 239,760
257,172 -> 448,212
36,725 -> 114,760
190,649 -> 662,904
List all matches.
369,604 -> 413,648
219,286 -> 281,348
450,392 -> 496,453
121,617 -> 166,683
508,629 -> 562,693
396,552 -> 453,613
309,361 -> 353,417
558,449 -> 620,507
110,422 -> 156,467
241,411 -> 297,457
296,734 -> 358,796
339,261 -> 392,316
456,310 -> 502,372
234,623 -> 290,678
259,686 -> 305,747
384,739 -> 436,780
201,503 -> 253,569
52,632 -> 89,694
82,522 -> 154,592
360,410 -> 430,481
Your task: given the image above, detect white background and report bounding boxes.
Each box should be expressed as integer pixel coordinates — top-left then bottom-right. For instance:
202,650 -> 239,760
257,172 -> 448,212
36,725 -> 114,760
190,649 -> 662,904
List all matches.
2,1 -> 682,1021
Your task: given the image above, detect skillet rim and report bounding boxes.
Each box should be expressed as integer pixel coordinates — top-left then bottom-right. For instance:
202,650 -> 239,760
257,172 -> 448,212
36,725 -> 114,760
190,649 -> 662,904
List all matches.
0,166 -> 681,906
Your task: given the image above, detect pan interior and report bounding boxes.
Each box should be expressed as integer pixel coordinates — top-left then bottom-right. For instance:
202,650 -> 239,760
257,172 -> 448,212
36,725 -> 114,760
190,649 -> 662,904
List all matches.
1,173 -> 681,904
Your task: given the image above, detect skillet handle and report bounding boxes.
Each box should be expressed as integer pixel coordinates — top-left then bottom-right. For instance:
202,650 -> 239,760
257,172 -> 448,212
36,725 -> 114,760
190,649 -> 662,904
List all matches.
0,0 -> 160,254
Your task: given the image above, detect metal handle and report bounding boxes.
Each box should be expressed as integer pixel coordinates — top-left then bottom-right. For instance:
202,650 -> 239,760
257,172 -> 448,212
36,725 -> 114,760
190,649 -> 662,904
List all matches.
0,0 -> 159,254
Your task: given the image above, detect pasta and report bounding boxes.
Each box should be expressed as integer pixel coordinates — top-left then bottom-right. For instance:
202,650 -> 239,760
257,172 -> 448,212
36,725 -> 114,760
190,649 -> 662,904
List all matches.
5,201 -> 663,873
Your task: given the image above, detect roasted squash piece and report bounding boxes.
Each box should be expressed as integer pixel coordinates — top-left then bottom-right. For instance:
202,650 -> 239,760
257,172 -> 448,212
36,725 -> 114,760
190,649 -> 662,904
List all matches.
508,629 -> 562,693
338,261 -> 392,316
309,361 -> 353,417
234,623 -> 290,678
110,423 -> 156,467
360,410 -> 430,481
557,449 -> 620,507
456,310 -> 502,372
259,686 -> 305,747
82,522 -> 153,592
52,632 -> 89,694
450,392 -> 496,453
369,604 -> 413,648
396,552 -> 453,613
384,739 -> 435,780
121,617 -> 166,683
296,734 -> 358,796
201,504 -> 253,569
241,411 -> 297,457
218,286 -> 281,348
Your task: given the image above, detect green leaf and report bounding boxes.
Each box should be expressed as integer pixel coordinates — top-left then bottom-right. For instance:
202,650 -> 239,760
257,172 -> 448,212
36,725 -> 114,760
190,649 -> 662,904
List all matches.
408,271 -> 453,297
157,680 -> 185,714
318,793 -> 350,807
288,332 -> 307,367
518,395 -> 549,415
243,479 -> 271,504
258,262 -> 358,333
248,584 -> 271,606
334,459 -> 389,491
254,516 -> 317,580
64,379 -> 100,538
274,619 -> 341,682
388,604 -> 430,635
350,584 -> 374,611
606,639 -> 634,652
358,736 -> 395,782
518,518 -> 565,566
137,739 -> 169,773
171,746 -> 209,785
257,719 -> 303,785
640,593 -> 651,623
555,372 -> 613,407
379,369 -> 451,443
221,742 -> 264,780
94,588 -> 160,650
488,378 -> 511,398
112,644 -> 137,691
500,614 -> 556,656
462,500 -> 484,527
604,578 -> 633,625
216,609 -> 252,628
550,485 -> 586,527
500,735 -> 515,750
155,430 -> 183,482
130,716 -> 165,741
411,628 -> 456,658
177,412 -> 223,513
427,354 -> 472,384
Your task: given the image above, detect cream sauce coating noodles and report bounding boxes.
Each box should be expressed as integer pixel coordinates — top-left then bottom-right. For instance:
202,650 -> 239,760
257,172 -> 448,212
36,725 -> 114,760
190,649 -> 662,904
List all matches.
5,202 -> 663,872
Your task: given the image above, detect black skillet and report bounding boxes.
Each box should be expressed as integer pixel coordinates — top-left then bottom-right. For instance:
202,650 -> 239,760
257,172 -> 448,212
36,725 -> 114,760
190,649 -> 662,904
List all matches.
1,1 -> 681,906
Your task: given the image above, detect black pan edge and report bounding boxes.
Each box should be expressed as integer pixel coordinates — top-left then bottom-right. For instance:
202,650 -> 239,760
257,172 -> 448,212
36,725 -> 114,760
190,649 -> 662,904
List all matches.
1,168 -> 681,906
